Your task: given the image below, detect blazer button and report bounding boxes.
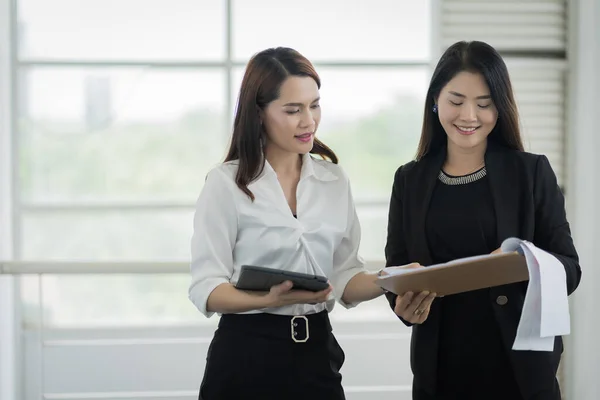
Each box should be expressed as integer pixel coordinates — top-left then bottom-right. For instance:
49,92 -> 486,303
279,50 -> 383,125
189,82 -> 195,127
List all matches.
496,295 -> 508,306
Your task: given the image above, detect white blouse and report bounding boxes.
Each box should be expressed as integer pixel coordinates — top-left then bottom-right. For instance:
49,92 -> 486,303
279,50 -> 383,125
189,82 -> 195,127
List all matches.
188,153 -> 366,318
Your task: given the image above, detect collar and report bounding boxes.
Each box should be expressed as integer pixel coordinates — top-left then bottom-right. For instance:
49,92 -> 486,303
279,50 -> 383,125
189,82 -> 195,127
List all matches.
299,153 -> 338,182
262,153 -> 338,182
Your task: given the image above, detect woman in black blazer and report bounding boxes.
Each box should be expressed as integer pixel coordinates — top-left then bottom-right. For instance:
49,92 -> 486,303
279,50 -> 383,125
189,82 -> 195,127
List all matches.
384,41 -> 582,400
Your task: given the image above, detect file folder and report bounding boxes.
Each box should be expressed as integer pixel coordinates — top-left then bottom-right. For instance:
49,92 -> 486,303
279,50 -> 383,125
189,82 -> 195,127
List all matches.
376,252 -> 529,296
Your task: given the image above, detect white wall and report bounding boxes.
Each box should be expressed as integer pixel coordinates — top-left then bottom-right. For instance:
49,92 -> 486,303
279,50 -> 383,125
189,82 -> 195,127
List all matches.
564,0 -> 600,399
18,313 -> 413,400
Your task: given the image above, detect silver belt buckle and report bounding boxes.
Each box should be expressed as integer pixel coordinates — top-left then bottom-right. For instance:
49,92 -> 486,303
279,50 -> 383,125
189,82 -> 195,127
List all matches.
291,316 -> 309,343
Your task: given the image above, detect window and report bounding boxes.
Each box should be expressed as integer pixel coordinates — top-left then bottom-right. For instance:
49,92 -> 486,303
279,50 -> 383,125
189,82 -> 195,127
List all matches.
14,0 -> 432,328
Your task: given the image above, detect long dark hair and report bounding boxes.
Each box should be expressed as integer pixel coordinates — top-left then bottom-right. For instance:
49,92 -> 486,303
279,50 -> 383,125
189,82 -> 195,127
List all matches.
416,41 -> 524,159
224,47 -> 337,200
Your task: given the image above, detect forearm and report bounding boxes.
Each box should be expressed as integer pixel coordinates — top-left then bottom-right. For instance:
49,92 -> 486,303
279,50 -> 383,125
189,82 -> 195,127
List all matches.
549,252 -> 581,295
341,272 -> 386,304
206,283 -> 271,314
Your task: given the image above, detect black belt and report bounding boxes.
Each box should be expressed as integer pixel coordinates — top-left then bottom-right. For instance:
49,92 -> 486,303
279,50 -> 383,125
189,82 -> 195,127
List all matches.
218,310 -> 332,343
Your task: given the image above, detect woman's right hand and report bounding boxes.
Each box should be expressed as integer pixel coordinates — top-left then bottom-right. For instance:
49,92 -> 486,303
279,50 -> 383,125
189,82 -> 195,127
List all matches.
264,281 -> 333,308
394,290 -> 437,324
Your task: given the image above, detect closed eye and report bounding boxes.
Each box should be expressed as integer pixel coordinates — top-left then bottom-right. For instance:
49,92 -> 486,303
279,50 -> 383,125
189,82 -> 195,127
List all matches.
450,100 -> 492,109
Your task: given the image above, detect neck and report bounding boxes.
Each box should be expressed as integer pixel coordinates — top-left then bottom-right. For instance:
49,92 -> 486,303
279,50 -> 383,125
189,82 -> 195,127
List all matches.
444,140 -> 487,173
264,145 -> 302,177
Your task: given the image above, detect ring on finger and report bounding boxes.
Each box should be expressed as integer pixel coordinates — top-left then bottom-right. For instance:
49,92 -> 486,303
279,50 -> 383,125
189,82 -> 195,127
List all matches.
413,308 -> 424,316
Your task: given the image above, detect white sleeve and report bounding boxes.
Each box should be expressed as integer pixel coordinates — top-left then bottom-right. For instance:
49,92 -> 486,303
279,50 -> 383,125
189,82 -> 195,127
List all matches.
330,177 -> 367,309
188,167 -> 238,318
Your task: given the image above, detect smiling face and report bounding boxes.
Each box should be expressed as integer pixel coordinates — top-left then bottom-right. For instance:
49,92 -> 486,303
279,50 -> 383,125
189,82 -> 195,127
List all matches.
260,75 -> 321,156
436,71 -> 498,154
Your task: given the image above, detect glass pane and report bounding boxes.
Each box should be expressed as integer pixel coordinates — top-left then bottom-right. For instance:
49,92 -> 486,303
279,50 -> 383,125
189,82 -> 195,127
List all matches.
18,0 -> 225,61
22,205 -> 389,262
318,67 -> 428,200
19,210 -> 391,327
22,210 -> 194,260
19,273 -> 397,328
356,205 -> 389,262
18,206 -> 394,326
19,67 -> 226,202
20,274 -> 210,328
232,0 -> 431,62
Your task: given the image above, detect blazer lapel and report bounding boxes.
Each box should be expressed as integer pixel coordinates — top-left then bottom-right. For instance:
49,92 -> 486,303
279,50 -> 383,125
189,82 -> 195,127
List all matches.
485,144 -> 521,246
410,148 -> 446,266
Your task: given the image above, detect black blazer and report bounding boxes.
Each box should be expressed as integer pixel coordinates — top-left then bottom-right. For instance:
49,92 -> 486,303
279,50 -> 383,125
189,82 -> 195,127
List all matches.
384,143 -> 582,398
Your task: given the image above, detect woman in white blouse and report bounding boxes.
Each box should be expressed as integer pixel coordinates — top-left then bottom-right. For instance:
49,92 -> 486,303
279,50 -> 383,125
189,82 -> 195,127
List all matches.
189,47 -> 397,400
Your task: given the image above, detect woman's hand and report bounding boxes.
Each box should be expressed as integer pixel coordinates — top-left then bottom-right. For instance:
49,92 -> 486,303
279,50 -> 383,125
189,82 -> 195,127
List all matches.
394,290 -> 437,324
264,281 -> 333,308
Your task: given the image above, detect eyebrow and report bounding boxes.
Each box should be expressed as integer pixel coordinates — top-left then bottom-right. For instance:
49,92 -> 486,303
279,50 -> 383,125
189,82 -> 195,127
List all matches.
448,91 -> 492,100
282,97 -> 320,107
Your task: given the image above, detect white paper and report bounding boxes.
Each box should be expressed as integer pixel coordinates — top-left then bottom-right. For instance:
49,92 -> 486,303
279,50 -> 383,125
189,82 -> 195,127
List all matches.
512,242 -> 549,351
383,254 -> 503,278
438,253 -> 504,267
380,264 -> 422,277
502,238 -> 570,351
523,242 -> 570,338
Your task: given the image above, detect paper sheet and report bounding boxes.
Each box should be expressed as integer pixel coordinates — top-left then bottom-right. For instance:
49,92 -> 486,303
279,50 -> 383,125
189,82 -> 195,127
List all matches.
382,254 -> 504,277
381,264 -> 422,276
502,238 -> 570,351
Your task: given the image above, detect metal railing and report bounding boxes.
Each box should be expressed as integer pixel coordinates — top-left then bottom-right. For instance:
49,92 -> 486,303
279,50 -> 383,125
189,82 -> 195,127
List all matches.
0,261 -> 189,274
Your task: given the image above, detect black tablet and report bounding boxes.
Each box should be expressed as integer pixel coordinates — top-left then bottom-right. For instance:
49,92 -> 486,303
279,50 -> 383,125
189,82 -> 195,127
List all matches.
235,265 -> 329,292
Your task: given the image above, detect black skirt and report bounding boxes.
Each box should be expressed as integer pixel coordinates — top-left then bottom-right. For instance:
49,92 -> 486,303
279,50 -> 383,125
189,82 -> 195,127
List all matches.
198,310 -> 346,400
413,377 -> 561,400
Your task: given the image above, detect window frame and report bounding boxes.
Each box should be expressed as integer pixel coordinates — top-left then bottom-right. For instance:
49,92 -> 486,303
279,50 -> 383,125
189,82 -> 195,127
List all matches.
11,0 -> 434,261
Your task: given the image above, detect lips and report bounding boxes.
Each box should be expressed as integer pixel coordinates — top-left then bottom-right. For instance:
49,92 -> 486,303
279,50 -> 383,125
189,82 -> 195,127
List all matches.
295,132 -> 313,142
454,125 -> 480,135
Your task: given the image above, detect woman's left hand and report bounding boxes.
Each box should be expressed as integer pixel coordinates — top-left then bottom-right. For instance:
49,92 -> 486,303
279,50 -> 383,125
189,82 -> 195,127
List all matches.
393,290 -> 437,324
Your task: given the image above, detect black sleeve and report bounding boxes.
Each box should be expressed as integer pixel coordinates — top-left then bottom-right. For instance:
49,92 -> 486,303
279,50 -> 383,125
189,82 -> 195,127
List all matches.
533,155 -> 582,295
384,165 -> 413,326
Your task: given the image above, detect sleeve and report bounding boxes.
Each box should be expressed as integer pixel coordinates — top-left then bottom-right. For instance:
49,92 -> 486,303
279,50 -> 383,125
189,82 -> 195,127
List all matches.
384,165 -> 413,326
330,176 -> 368,309
533,155 -> 582,295
188,167 -> 238,318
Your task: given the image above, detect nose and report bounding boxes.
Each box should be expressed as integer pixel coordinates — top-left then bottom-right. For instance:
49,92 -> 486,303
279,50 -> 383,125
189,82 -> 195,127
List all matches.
459,103 -> 478,122
300,109 -> 315,128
